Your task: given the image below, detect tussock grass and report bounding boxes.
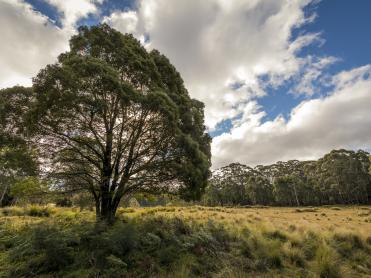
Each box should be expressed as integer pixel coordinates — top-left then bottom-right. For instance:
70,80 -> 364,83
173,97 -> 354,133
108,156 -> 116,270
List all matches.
1,205 -> 55,217
295,208 -> 318,213
0,205 -> 370,277
315,245 -> 342,278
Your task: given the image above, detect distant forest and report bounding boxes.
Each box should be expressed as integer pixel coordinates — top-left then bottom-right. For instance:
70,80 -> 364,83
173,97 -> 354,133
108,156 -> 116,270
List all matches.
204,149 -> 371,206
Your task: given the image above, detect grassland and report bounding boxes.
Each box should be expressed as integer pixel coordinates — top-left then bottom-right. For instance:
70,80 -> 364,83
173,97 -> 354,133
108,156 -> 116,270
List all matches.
0,205 -> 370,277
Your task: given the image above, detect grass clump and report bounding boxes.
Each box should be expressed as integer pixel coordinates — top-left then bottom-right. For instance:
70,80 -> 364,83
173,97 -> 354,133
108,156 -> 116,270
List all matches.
295,208 -> 317,213
301,231 -> 320,260
1,207 -> 24,216
27,205 -> 54,217
263,229 -> 288,242
315,246 -> 342,278
1,205 -> 54,217
240,234 -> 283,272
331,232 -> 364,258
285,248 -> 306,267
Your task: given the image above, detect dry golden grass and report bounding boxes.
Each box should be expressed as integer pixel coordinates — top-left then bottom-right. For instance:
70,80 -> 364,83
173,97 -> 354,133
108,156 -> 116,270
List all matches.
1,205 -> 370,277
118,205 -> 371,238
1,205 -> 370,240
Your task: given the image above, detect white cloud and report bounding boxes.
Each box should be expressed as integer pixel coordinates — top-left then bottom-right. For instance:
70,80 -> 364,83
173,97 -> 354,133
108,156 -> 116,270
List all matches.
212,65 -> 371,168
103,0 -> 321,129
291,55 -> 339,96
2,0 -> 369,169
103,11 -> 138,35
0,0 -> 69,88
0,0 -> 104,89
102,10 -> 149,44
103,0 -> 371,168
46,0 -> 102,28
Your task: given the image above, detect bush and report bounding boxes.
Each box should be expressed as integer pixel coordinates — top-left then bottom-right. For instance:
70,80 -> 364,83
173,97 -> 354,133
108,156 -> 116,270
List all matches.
8,225 -> 77,276
55,197 -> 72,207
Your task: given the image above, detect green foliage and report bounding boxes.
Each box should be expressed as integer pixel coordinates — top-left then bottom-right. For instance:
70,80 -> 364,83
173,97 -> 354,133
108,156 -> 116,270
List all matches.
27,24 -> 210,221
0,86 -> 38,206
10,177 -> 47,204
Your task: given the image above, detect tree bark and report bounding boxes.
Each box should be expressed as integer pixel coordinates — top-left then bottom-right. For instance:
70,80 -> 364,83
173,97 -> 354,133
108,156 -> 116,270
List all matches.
0,184 -> 9,206
96,190 -> 119,224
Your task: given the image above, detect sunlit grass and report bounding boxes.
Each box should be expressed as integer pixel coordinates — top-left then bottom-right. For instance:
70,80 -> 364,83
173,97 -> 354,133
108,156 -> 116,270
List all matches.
0,205 -> 370,277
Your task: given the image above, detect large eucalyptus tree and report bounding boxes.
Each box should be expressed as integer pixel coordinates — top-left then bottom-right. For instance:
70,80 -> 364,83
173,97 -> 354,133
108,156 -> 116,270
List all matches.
30,24 -> 211,222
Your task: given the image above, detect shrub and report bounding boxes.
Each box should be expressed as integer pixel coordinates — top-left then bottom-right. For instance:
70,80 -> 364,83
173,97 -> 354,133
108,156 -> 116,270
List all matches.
55,197 -> 72,207
8,225 -> 77,276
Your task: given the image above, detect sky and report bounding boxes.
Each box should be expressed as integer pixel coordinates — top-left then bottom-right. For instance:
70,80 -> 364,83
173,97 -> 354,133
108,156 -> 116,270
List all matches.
1,0 -> 370,169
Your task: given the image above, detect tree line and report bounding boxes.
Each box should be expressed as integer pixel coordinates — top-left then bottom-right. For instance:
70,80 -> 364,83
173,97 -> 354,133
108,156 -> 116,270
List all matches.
204,149 -> 371,206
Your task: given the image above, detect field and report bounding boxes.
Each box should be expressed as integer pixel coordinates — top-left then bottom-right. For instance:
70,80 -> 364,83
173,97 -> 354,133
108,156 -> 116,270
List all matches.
0,205 -> 370,277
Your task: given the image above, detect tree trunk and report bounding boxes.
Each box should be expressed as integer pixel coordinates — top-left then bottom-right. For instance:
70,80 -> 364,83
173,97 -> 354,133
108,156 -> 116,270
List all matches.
0,184 -> 9,206
96,194 -> 119,224
95,201 -> 101,220
292,184 -> 300,206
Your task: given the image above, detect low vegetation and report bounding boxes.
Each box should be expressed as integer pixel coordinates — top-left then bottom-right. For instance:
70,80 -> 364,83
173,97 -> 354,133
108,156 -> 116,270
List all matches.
1,205 -> 370,277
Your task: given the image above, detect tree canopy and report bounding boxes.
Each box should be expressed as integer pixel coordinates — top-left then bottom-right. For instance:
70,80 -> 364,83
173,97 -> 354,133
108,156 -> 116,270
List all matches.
28,24 -> 211,221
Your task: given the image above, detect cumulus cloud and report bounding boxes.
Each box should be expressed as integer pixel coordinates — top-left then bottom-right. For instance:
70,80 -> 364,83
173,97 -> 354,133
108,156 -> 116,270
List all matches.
46,0 -> 103,28
103,0 -> 321,128
2,0 -> 369,169
0,0 -> 104,89
291,55 -> 339,96
212,65 -> 371,168
103,11 -> 140,37
0,0 -> 69,88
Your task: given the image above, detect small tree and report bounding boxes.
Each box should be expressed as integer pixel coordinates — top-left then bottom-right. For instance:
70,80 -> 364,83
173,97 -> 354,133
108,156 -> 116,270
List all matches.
10,177 -> 48,205
0,87 -> 38,206
30,25 -> 211,222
